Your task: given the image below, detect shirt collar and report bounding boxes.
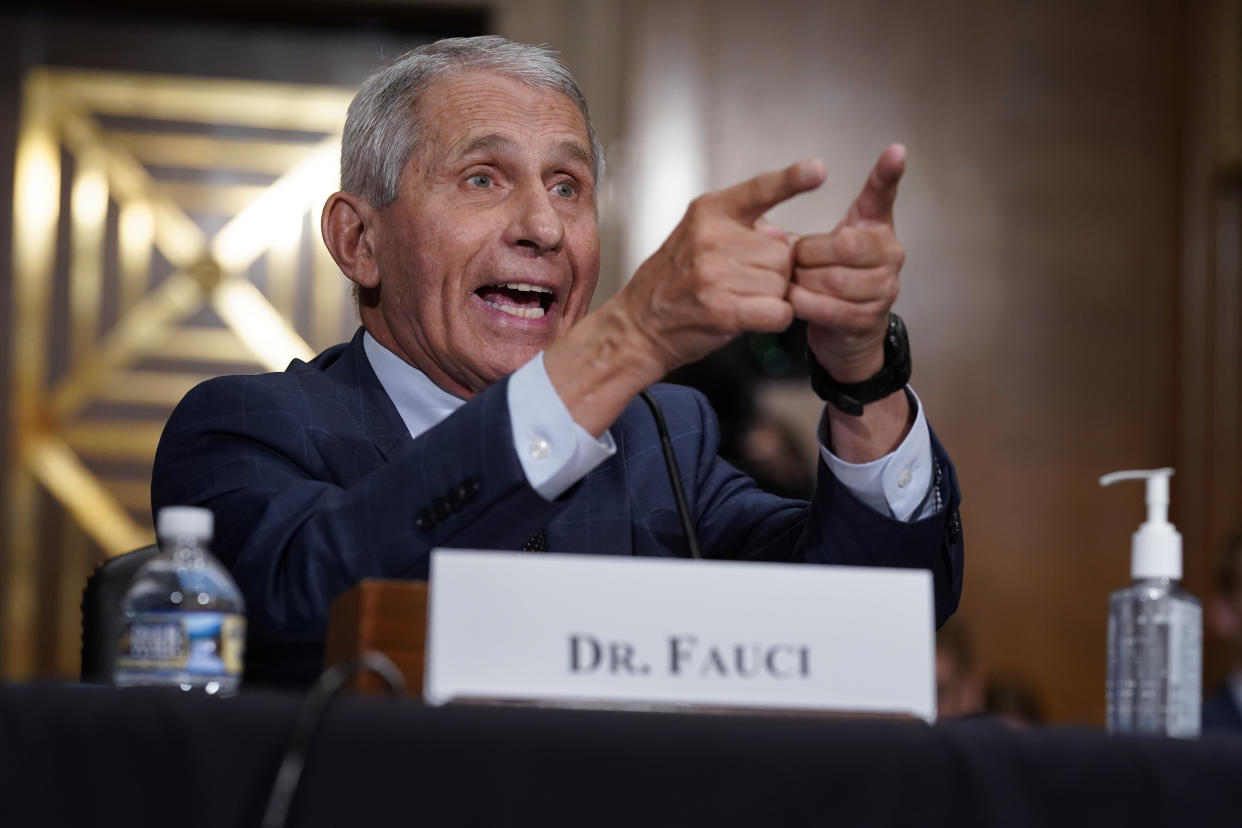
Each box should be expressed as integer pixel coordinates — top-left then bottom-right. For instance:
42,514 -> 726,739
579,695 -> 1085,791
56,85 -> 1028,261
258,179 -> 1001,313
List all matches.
362,330 -> 465,440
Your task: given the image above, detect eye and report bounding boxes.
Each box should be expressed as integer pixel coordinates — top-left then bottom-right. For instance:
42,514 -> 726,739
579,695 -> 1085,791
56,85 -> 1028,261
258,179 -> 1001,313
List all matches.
551,181 -> 576,198
468,173 -> 493,189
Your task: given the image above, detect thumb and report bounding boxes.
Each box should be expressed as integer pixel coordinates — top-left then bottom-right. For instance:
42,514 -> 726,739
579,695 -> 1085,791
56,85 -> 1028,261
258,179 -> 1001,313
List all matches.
843,143 -> 906,227
714,159 -> 826,226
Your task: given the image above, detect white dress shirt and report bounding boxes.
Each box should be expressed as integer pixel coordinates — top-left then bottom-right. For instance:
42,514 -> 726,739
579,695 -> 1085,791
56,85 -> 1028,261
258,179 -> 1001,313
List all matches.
363,331 -> 937,521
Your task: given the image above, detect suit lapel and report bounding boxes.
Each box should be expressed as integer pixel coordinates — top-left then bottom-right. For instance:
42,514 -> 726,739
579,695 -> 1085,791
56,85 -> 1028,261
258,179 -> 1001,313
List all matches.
322,328 -> 412,460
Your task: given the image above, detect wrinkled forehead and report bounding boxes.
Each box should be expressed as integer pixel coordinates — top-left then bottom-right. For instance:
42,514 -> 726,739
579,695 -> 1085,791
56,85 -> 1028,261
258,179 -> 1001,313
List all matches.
411,70 -> 594,173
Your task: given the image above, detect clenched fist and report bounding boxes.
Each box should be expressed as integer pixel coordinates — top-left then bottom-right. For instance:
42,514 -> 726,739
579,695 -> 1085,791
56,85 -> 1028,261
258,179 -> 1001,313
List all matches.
789,144 -> 907,384
616,159 -> 827,375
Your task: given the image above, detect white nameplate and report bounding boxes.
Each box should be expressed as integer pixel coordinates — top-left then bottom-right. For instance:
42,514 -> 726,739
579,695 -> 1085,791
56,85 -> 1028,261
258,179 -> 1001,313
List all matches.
424,550 -> 935,721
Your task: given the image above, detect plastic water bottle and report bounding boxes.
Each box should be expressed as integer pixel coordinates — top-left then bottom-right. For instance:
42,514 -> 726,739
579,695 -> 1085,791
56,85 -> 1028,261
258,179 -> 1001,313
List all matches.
114,506 -> 246,695
1101,468 -> 1201,738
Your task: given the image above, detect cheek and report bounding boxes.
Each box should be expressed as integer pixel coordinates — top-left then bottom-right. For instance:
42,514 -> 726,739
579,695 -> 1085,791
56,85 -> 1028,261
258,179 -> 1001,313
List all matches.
437,219 -> 495,289
399,228 -> 459,300
567,225 -> 601,302
571,270 -> 599,311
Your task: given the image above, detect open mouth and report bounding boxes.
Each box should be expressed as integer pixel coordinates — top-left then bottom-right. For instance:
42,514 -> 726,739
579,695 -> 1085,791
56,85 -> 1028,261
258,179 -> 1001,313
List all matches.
475,282 -> 556,319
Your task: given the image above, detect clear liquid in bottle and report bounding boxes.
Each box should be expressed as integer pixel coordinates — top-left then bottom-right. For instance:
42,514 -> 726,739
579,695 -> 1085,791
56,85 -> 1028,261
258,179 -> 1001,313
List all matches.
113,507 -> 246,695
1107,577 -> 1201,737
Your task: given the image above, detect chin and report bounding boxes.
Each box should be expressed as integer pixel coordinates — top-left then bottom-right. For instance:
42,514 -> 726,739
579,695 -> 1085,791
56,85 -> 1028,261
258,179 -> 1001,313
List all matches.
480,350 -> 541,384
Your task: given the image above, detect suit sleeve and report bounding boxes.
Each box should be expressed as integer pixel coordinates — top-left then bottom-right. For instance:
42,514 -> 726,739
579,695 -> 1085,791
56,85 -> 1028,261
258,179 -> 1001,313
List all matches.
651,386 -> 963,628
152,373 -> 562,637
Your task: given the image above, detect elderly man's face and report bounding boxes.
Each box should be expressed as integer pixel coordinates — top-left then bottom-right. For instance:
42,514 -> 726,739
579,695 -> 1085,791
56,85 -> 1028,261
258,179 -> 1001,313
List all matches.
367,71 -> 600,397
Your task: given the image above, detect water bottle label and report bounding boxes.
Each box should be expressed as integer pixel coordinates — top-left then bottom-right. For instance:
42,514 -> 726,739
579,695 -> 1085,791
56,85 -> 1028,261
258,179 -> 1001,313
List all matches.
116,612 -> 245,678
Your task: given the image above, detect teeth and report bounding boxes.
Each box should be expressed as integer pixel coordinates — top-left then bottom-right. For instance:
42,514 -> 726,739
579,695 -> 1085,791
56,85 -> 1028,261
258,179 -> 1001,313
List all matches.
484,300 -> 546,319
501,282 -> 553,294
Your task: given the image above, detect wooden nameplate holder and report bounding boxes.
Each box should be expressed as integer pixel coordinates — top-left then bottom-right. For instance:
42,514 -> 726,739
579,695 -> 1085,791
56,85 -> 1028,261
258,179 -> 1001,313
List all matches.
324,578 -> 428,696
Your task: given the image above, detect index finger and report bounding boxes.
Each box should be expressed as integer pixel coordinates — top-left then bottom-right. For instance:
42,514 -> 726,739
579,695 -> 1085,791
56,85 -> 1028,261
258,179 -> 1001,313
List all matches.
845,143 -> 906,227
713,159 -> 826,225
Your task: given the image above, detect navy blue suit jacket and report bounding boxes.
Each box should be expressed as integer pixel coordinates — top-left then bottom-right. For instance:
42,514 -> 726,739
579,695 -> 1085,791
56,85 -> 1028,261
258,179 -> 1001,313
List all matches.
153,329 -> 963,685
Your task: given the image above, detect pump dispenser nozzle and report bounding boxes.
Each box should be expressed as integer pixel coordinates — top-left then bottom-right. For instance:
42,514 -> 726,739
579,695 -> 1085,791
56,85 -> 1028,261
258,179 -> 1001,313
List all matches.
1099,467 -> 1181,579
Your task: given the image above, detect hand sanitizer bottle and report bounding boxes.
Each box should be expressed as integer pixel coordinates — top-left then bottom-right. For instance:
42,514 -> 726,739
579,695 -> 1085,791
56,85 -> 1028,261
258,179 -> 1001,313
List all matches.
1101,468 -> 1201,738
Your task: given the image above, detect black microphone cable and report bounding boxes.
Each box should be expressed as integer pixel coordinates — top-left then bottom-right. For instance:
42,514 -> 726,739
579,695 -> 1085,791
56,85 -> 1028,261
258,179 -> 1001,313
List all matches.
260,651 -> 406,828
639,390 -> 702,560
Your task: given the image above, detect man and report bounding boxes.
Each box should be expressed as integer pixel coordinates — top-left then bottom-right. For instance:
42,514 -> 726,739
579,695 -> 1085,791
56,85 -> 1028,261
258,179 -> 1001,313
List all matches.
153,36 -> 963,685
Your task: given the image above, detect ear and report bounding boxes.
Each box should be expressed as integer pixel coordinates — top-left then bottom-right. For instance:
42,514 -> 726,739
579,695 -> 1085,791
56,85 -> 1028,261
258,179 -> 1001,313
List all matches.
321,191 -> 381,289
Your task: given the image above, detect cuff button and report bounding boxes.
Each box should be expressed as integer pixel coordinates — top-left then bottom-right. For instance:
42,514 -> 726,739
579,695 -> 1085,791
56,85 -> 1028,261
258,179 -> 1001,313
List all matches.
529,438 -> 551,460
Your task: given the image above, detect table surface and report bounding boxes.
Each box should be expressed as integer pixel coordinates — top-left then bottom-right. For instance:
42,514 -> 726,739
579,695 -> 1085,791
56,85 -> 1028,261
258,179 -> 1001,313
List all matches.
3,682 -> 1242,827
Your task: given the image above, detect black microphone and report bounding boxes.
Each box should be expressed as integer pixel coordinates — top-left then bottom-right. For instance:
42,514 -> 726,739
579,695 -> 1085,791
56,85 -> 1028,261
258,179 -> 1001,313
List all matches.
639,390 -> 702,560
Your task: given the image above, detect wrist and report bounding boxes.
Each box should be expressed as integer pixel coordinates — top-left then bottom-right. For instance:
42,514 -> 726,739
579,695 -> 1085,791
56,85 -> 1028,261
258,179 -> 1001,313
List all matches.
807,323 -> 887,382
813,345 -> 884,384
592,295 -> 674,385
808,314 -> 912,416
544,302 -> 668,436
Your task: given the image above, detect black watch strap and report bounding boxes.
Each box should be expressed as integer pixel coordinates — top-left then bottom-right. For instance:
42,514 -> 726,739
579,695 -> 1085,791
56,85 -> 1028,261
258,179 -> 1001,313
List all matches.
808,313 -> 912,416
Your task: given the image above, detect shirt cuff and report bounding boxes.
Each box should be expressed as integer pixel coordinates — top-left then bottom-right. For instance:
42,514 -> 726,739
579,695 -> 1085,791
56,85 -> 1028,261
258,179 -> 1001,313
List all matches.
508,353 -> 617,501
819,386 -> 937,522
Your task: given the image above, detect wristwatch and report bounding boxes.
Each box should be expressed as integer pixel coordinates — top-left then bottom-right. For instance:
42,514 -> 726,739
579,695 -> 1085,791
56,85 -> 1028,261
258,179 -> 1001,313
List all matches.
807,313 -> 912,416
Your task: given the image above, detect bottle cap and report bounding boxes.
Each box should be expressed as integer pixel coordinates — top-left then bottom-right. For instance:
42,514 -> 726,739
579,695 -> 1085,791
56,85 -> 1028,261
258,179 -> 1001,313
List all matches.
156,506 -> 213,541
1098,468 -> 1181,579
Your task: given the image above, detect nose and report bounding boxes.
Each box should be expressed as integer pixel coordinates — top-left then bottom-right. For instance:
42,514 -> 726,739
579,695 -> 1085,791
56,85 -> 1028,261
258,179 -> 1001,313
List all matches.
505,184 -> 564,254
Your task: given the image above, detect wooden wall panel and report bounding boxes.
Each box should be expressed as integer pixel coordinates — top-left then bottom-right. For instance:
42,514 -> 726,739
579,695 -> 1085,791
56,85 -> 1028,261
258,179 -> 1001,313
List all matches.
623,0 -> 1186,723
1181,0 -> 1242,691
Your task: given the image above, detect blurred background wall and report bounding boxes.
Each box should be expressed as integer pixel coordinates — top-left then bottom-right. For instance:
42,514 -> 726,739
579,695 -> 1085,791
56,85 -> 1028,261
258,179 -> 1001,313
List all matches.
0,0 -> 1238,725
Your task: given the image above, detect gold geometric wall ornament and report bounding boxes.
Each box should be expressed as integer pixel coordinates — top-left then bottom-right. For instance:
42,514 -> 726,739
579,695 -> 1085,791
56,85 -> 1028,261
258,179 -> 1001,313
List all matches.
6,67 -> 357,679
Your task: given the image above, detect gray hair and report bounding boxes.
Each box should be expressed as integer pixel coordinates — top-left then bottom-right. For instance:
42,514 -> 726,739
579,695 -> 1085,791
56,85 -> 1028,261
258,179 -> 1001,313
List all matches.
340,36 -> 604,207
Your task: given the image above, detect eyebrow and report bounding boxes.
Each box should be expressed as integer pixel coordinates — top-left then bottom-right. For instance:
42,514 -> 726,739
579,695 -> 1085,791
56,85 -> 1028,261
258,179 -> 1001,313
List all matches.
459,133 -> 519,158
554,140 -> 594,173
458,133 -> 594,175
